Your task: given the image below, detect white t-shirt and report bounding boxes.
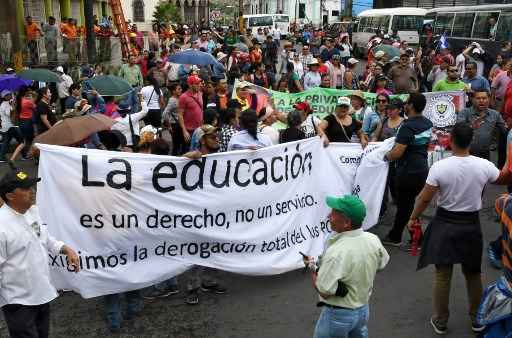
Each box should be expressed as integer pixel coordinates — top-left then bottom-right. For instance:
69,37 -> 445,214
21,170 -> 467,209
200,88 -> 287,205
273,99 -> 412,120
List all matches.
259,125 -> 279,145
426,155 -> 500,212
301,115 -> 321,138
140,85 -> 161,110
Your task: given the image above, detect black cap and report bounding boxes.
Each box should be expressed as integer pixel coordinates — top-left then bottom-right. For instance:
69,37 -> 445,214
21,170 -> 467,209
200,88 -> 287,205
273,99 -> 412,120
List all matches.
0,168 -> 40,195
386,98 -> 404,109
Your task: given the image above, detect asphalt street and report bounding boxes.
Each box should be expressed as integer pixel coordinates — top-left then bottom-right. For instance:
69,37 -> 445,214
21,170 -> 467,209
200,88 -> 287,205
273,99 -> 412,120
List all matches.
0,158 -> 504,338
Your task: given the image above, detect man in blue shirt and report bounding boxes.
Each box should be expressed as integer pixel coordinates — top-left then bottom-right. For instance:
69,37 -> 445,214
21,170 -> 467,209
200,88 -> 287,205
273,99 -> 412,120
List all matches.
463,61 -> 490,93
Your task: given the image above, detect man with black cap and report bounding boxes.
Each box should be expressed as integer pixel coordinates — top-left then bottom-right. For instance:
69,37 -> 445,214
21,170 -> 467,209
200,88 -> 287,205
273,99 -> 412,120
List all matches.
305,195 -> 389,338
0,167 -> 80,338
182,125 -> 227,305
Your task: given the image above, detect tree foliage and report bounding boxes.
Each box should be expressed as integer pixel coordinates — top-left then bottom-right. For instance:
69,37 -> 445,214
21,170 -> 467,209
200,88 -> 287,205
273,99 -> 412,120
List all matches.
153,2 -> 182,25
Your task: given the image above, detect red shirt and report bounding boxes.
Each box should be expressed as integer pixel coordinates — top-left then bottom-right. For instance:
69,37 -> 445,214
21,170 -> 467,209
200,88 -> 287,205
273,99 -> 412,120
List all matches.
503,81 -> 512,120
20,98 -> 35,120
178,90 -> 203,131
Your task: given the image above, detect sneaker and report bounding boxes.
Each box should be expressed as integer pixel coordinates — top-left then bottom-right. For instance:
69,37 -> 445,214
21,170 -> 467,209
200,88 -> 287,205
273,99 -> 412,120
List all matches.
471,322 -> 486,333
144,285 -> 179,299
381,235 -> 402,247
201,283 -> 227,294
487,245 -> 503,269
430,317 -> 447,335
185,290 -> 199,305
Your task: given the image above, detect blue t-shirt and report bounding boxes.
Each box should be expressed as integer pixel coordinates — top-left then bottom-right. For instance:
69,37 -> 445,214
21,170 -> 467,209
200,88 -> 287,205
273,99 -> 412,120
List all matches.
394,116 -> 433,175
463,76 -> 490,92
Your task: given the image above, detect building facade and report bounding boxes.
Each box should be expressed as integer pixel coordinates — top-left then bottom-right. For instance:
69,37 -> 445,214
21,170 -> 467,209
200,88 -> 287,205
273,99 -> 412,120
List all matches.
248,0 -> 371,25
1,0 -> 111,66
122,0 -> 210,32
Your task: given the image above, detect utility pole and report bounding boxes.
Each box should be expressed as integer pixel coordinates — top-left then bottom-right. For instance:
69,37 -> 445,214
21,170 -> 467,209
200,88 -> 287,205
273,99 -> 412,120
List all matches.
347,0 -> 353,18
84,0 -> 96,64
239,0 -> 244,32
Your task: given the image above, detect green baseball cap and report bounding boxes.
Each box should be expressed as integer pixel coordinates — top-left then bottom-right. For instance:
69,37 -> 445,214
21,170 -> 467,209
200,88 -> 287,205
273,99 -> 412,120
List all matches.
326,195 -> 366,226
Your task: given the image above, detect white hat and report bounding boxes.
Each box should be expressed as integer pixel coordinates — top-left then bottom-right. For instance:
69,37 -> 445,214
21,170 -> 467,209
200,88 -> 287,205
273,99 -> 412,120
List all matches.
336,96 -> 351,107
55,66 -> 64,73
347,58 -> 359,65
140,124 -> 158,135
307,58 -> 319,66
5,67 -> 14,73
472,48 -> 482,55
374,51 -> 385,58
183,25 -> 189,29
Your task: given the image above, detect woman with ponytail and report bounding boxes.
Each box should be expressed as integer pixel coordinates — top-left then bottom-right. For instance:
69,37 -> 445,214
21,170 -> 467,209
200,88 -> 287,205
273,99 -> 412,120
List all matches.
227,109 -> 272,151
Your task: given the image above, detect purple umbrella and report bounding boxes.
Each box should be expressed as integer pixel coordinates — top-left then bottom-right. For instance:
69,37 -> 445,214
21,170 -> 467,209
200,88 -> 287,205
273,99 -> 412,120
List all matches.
0,74 -> 33,92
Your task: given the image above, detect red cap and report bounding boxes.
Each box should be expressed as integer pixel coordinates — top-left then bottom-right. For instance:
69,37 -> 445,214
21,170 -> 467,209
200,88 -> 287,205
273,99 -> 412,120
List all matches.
187,75 -> 202,85
293,102 -> 311,112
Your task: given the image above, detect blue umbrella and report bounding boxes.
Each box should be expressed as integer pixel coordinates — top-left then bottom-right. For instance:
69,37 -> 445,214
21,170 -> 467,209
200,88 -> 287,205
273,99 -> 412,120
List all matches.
0,74 -> 32,91
169,49 -> 221,66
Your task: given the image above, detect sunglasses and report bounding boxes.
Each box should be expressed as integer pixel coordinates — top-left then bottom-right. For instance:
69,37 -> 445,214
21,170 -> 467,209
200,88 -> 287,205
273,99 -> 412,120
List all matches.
448,69 -> 458,72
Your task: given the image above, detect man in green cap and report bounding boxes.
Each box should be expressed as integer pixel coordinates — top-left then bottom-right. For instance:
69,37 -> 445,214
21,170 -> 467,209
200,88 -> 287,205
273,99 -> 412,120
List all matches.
305,194 -> 389,338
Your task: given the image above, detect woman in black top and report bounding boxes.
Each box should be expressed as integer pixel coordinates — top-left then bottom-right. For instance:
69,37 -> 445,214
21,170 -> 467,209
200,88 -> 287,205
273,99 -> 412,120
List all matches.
280,110 -> 306,143
34,87 -> 56,135
318,96 -> 368,147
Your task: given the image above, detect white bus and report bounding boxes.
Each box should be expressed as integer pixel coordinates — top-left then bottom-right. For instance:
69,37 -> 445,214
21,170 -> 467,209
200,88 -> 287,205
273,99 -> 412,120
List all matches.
242,14 -> 290,38
424,4 -> 512,58
353,8 -> 427,56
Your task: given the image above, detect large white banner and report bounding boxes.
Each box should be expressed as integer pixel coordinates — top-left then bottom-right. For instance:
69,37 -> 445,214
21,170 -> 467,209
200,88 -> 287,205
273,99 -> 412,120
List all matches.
36,138 -> 392,298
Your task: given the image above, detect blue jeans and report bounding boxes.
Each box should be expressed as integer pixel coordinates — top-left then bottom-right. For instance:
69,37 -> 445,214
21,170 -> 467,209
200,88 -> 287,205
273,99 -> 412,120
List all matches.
313,305 -> 369,338
104,290 -> 142,323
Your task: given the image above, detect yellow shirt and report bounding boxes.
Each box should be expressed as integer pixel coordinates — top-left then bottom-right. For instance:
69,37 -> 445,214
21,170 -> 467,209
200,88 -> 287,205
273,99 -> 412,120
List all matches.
316,229 -> 389,309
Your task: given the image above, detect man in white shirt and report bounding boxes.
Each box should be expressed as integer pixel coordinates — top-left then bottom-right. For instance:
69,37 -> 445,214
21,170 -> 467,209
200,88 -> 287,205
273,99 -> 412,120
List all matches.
407,122 -> 509,335
271,25 -> 281,44
55,65 -> 73,114
0,167 -> 80,338
111,94 -> 148,147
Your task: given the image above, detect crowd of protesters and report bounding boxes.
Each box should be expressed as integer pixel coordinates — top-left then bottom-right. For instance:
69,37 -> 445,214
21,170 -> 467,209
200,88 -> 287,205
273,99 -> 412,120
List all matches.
2,17 -> 512,338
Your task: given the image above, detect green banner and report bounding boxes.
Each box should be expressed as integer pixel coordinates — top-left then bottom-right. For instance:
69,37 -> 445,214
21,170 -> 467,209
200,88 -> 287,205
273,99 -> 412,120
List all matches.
269,87 -> 408,118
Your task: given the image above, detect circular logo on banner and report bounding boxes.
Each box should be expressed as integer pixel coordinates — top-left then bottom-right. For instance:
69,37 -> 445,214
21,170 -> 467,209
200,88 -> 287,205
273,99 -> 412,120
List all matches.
426,94 -> 457,128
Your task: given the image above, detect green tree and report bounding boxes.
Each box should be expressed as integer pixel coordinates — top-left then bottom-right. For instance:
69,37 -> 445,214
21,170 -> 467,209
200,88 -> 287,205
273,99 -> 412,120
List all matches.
153,2 -> 182,25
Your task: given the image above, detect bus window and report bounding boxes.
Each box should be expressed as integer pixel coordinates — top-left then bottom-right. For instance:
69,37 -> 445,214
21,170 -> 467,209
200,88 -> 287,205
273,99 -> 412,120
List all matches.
392,16 -> 422,31
380,16 -> 390,32
495,12 -> 512,42
452,12 -> 475,38
358,17 -> 367,32
434,13 -> 454,35
248,16 -> 273,27
472,12 -> 499,39
364,17 -> 375,33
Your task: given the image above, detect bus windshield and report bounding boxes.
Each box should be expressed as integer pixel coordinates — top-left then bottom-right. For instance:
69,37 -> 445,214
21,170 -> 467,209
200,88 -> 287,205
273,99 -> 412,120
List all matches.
392,15 -> 423,31
248,16 -> 273,27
